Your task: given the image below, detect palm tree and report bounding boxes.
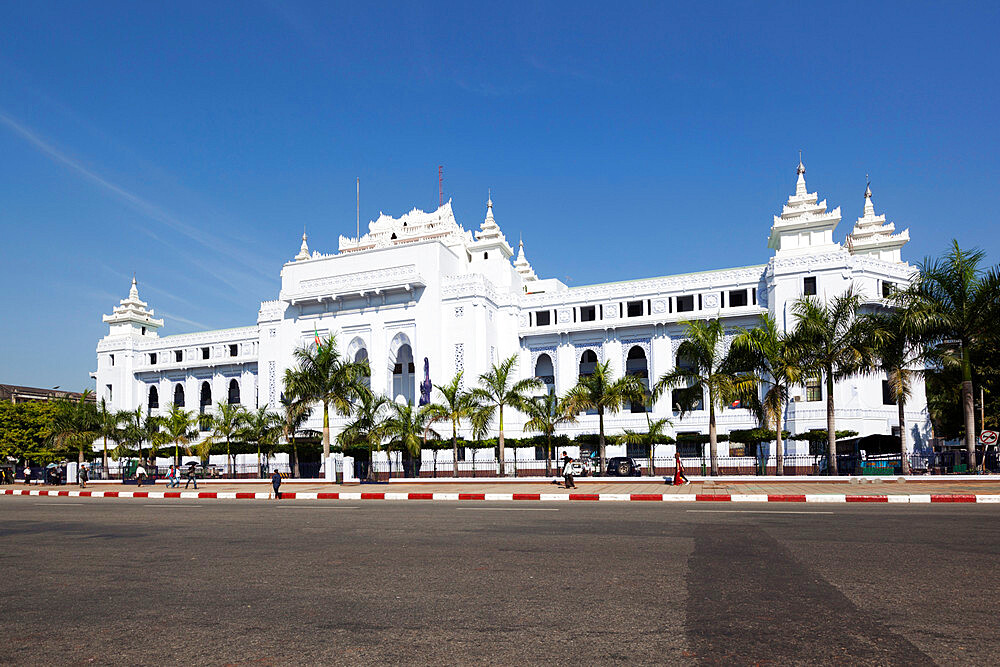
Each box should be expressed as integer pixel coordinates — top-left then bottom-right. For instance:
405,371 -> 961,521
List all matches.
286,334 -> 368,464
241,406 -> 284,474
471,356 -> 541,477
162,403 -> 197,466
384,402 -> 437,477
337,390 -> 391,480
49,391 -> 99,467
522,391 -> 577,476
652,319 -> 758,476
209,402 -> 248,477
732,313 -> 805,476
96,398 -> 121,475
792,288 -> 879,475
618,415 -> 672,477
867,307 -> 933,475
901,241 -> 1000,470
566,360 -> 645,475
117,408 -> 162,467
279,382 -> 312,478
425,372 -> 478,477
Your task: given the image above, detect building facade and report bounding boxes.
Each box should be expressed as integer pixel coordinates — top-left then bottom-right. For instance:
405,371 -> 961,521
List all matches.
93,161 -> 931,461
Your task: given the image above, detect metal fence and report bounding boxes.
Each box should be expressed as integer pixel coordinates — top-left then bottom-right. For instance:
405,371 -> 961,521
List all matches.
10,450 -> 996,484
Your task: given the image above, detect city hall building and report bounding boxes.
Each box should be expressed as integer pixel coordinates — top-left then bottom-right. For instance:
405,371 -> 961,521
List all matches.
93,161 -> 930,464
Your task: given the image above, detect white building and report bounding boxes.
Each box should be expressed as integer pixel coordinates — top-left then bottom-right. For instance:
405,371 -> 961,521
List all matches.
93,160 -> 930,466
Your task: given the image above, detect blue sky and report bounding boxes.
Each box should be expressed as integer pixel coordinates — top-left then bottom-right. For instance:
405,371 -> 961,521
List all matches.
1,1 -> 998,390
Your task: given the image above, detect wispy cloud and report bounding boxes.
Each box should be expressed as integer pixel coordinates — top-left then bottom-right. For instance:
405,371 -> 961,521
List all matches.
159,311 -> 211,331
0,110 -> 275,291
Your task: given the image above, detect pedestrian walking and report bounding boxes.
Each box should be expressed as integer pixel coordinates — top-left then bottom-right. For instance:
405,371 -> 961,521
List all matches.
271,469 -> 282,500
78,464 -> 89,488
165,465 -> 179,488
184,464 -> 198,489
561,452 -> 577,489
135,463 -> 147,487
672,451 -> 690,486
23,463 -> 31,486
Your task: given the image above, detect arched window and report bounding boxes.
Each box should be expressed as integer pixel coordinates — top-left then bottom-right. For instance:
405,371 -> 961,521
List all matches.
390,233 -> 397,240
200,381 -> 212,413
392,343 -> 415,405
148,385 -> 159,409
174,384 -> 185,408
534,354 -> 555,393
484,251 -> 489,260
626,346 -> 649,413
228,379 -> 240,405
579,350 -> 598,378
673,349 -> 704,412
354,348 -> 371,389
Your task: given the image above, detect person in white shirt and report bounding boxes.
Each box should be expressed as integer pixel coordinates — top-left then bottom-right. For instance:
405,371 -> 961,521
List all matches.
135,463 -> 147,487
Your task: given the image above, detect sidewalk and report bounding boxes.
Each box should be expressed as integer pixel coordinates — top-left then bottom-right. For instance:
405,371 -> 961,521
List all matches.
4,477 -> 1000,503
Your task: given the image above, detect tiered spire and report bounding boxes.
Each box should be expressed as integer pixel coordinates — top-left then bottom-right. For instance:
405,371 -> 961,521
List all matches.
295,230 -> 311,261
102,277 -> 163,337
513,239 -> 538,281
473,192 -> 513,258
846,180 -> 909,262
767,157 -> 842,255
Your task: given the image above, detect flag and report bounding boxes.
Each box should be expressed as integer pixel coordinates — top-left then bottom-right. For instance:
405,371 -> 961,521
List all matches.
314,326 -> 322,349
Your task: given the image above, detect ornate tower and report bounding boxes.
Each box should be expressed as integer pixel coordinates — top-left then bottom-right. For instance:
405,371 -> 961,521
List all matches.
767,159 -> 842,256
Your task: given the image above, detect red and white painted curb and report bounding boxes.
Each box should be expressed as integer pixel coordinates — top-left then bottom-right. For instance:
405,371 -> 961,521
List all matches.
4,488 -> 1000,503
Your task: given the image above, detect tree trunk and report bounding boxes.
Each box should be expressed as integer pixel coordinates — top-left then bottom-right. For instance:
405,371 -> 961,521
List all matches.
322,401 -> 331,462
826,371 -> 838,476
546,435 -> 552,477
898,395 -> 910,475
598,409 -> 606,475
708,399 -> 719,476
452,418 -> 459,478
648,442 -> 655,477
103,436 -> 109,477
291,437 -> 300,478
498,407 -> 506,478
961,346 -> 977,471
775,410 -> 784,477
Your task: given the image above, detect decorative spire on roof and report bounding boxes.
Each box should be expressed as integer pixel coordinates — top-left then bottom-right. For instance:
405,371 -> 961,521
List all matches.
795,152 -> 807,196
102,276 -> 163,336
295,229 -> 310,261
846,179 -> 909,262
513,239 -> 538,281
474,192 -> 514,258
767,157 -> 842,255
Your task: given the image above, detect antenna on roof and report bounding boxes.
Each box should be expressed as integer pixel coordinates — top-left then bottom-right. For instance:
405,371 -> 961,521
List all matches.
438,165 -> 443,208
356,177 -> 360,239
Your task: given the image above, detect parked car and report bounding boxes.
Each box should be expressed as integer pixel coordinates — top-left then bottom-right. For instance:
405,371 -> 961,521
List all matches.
605,456 -> 642,477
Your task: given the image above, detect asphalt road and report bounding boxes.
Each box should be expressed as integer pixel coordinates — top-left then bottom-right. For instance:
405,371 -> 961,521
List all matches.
1,499 -> 998,666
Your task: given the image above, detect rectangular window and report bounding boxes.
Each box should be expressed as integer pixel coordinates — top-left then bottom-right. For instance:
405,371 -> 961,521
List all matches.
882,379 -> 895,405
720,291 -> 725,308
627,300 -> 643,317
728,289 -> 748,308
201,347 -> 210,360
676,295 -> 695,312
882,281 -> 894,298
535,310 -> 551,326
698,294 -> 703,310
752,287 -> 757,305
804,276 -> 817,296
675,434 -> 702,457
149,353 -> 157,365
174,350 -> 183,363
229,344 -> 238,357
805,377 -> 822,402
669,297 -> 673,313
580,306 -> 596,322
106,384 -> 112,402
625,442 -> 651,459
109,354 -> 115,367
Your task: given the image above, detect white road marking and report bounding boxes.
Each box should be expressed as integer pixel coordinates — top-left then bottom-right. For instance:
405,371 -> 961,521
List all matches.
34,502 -> 84,506
273,506 -> 360,509
686,509 -> 834,514
456,507 -> 559,511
